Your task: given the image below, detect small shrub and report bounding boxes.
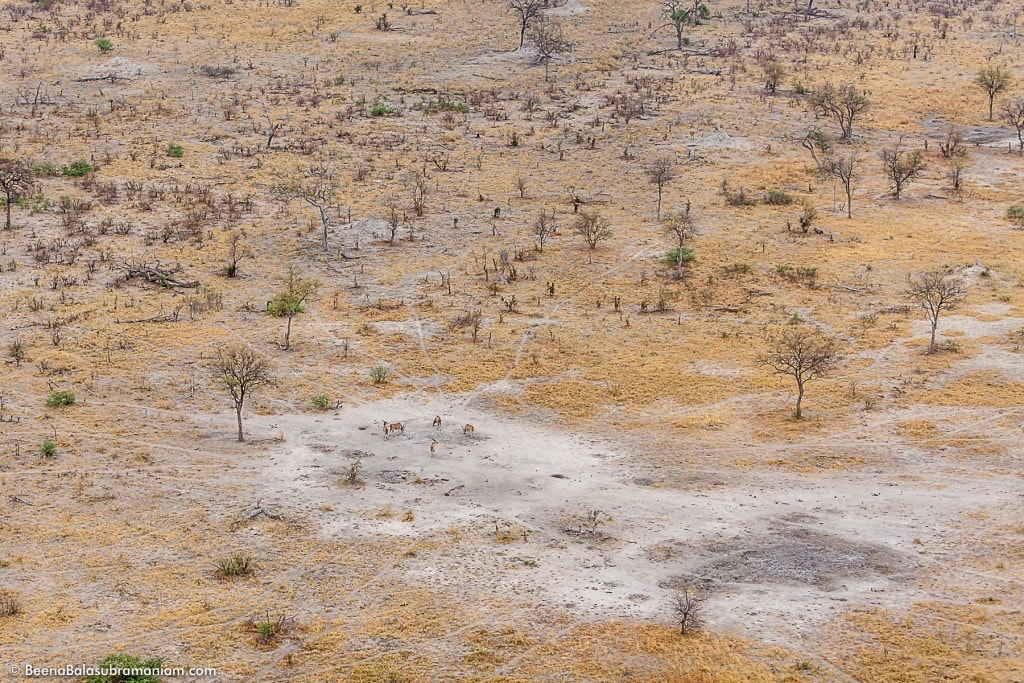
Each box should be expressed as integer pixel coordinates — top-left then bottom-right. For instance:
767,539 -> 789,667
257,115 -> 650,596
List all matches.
84,652 -> 163,683
215,552 -> 255,578
94,38 -> 113,53
665,247 -> 695,265
370,365 -> 389,385
31,162 -> 58,177
61,160 -> 94,177
1007,205 -> 1024,227
45,390 -> 76,407
340,459 -> 363,486
0,589 -> 22,617
166,143 -> 184,158
370,99 -> 394,117
40,438 -> 56,457
764,189 -> 794,205
310,393 -> 331,410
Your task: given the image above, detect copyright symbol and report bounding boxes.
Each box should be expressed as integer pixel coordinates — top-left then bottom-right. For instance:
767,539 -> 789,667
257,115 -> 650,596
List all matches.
8,664 -> 19,675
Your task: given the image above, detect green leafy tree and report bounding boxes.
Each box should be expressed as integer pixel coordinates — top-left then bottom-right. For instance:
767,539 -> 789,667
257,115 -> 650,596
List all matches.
267,265 -> 320,351
662,0 -> 710,51
975,65 -> 1012,121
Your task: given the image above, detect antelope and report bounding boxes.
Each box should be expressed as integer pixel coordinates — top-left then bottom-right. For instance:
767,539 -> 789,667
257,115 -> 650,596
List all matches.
433,415 -> 442,430
382,421 -> 390,439
429,439 -> 437,456
388,422 -> 405,437
462,423 -> 474,435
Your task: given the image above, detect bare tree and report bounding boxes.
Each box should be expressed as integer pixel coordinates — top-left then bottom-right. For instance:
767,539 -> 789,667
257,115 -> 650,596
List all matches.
1002,98 -> 1024,154
672,587 -> 705,636
409,171 -> 428,217
268,265 -> 320,351
224,231 -> 251,278
662,0 -> 710,51
909,271 -> 966,354
572,211 -> 612,249
509,0 -> 543,50
880,143 -> 926,199
211,345 -> 273,442
259,103 -> 288,151
0,158 -> 33,231
760,327 -> 842,419
806,83 -> 869,141
276,159 -> 339,252
802,132 -> 858,218
529,14 -> 572,81
385,197 -> 403,246
938,124 -> 967,159
664,203 -> 696,276
534,208 -> 557,252
647,156 -> 676,220
975,65 -> 1012,121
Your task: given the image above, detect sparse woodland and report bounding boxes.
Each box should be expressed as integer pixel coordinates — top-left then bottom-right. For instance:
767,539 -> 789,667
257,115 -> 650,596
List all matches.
1,0 -> 1023,678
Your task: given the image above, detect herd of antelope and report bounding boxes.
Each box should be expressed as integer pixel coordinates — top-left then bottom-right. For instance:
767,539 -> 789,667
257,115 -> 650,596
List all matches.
381,415 -> 475,454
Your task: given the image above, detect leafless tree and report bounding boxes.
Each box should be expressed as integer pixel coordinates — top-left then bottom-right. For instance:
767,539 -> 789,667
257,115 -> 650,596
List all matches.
938,124 -> 967,159
534,208 -> 557,251
509,0 -> 543,50
880,143 -> 926,199
806,83 -> 869,141
760,327 -> 842,419
662,0 -> 710,51
672,587 -> 705,636
268,265 -> 320,351
409,171 -> 428,217
647,156 -> 676,220
276,159 -> 339,252
909,271 -> 966,354
516,173 -> 528,199
664,203 -> 696,276
385,197 -> 403,246
259,103 -> 288,151
975,65 -> 1012,120
529,14 -> 572,81
0,158 -> 33,231
572,211 -> 612,249
224,231 -> 251,277
1002,98 -> 1024,153
211,345 -> 273,442
802,132 -> 858,218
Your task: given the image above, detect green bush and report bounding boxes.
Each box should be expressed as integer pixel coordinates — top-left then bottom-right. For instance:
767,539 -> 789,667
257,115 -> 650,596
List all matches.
1008,206 -> 1024,226
310,393 -> 332,410
94,38 -> 113,53
370,365 -> 389,385
665,247 -> 696,265
61,160 -> 94,177
31,162 -> 58,177
215,552 -> 255,578
370,99 -> 394,117
40,438 -> 56,458
84,653 -> 163,683
45,390 -> 76,407
166,143 -> 184,158
764,190 -> 794,205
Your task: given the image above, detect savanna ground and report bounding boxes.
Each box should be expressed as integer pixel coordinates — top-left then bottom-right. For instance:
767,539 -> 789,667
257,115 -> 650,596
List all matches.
0,0 -> 1023,679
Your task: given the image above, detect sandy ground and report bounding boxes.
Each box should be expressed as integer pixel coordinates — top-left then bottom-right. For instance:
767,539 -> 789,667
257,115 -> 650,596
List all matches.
230,392 -> 1023,656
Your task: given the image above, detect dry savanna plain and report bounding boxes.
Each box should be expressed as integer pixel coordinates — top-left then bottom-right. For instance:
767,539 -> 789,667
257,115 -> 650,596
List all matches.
0,0 -> 1023,679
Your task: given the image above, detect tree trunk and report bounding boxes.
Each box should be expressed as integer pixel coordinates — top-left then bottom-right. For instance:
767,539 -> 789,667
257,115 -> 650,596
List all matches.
675,25 -> 684,50
657,186 -> 663,220
320,207 -> 330,252
4,190 -> 11,230
845,182 -> 852,218
519,22 -> 527,49
284,315 -> 293,350
988,95 -> 995,121
929,319 -> 938,354
795,381 -> 804,418
235,402 -> 245,442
